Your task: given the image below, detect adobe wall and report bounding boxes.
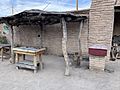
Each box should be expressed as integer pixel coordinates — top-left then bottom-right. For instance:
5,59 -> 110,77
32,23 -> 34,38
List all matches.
14,21 -> 89,56
89,0 -> 120,51
89,0 -> 116,70
89,0 -> 115,58
14,25 -> 42,48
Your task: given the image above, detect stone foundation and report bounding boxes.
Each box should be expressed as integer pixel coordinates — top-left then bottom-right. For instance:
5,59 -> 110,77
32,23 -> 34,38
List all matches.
89,55 -> 106,71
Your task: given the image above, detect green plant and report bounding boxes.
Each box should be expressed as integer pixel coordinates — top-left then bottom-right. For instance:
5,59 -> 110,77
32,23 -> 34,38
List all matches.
0,36 -> 8,44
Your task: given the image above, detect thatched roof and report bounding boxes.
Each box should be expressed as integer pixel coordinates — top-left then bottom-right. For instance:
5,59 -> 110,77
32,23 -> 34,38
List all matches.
0,9 -> 87,26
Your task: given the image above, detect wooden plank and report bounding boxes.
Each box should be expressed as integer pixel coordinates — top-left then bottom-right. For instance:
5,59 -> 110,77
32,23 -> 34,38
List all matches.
13,47 -> 46,53
62,17 -> 70,76
14,51 -> 36,56
16,60 -> 39,72
13,49 -> 45,56
17,60 -> 34,66
16,61 -> 36,70
16,64 -> 36,70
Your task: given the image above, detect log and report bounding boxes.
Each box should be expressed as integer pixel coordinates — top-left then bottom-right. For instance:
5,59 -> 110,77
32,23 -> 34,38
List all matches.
78,20 -> 84,66
1,48 -> 4,61
61,17 -> 70,76
10,26 -> 15,63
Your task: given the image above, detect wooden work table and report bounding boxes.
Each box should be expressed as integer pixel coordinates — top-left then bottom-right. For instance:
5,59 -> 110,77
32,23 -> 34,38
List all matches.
0,44 -> 11,61
13,47 -> 46,73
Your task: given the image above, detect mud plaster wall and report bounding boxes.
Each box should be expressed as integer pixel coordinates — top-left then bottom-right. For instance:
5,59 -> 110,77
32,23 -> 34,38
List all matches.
14,21 -> 89,56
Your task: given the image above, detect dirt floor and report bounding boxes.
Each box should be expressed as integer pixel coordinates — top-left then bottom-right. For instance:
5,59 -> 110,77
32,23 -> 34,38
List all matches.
0,55 -> 120,90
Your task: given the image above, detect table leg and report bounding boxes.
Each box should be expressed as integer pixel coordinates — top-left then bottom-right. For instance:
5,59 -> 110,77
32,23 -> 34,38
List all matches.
16,53 -> 19,63
1,48 -> 4,61
23,54 -> 25,60
39,54 -> 43,70
33,55 -> 37,73
9,47 -> 11,58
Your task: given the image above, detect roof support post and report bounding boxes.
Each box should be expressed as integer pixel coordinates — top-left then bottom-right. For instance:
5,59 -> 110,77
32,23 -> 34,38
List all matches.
78,20 -> 84,65
9,25 -> 15,63
61,17 -> 70,76
76,0 -> 78,11
41,23 -> 45,48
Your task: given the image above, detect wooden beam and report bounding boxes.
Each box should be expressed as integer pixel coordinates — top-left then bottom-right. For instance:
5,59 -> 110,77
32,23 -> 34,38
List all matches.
61,17 -> 70,76
10,25 -> 15,63
1,48 -> 4,61
76,0 -> 78,11
41,23 -> 45,48
78,20 -> 84,64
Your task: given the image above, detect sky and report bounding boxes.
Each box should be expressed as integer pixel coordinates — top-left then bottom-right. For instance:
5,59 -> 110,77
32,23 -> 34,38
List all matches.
0,0 -> 91,17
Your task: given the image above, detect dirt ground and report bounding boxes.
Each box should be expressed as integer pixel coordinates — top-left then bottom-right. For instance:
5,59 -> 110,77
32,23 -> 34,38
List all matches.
0,55 -> 120,90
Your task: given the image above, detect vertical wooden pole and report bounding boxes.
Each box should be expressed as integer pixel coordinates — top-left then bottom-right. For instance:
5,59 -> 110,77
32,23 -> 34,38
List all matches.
39,54 -> 43,70
11,0 -> 14,15
16,53 -> 19,63
61,17 -> 70,76
1,48 -> 4,61
23,54 -> 25,60
76,0 -> 78,11
10,25 -> 15,63
41,24 -> 45,48
33,55 -> 37,73
78,20 -> 83,64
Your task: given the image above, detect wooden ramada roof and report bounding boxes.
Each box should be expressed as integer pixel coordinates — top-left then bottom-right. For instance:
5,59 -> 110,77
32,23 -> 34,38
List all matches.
0,9 -> 87,26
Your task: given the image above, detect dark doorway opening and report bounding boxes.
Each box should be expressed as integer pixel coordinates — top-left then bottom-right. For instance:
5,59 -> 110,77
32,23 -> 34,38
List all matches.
110,6 -> 120,60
